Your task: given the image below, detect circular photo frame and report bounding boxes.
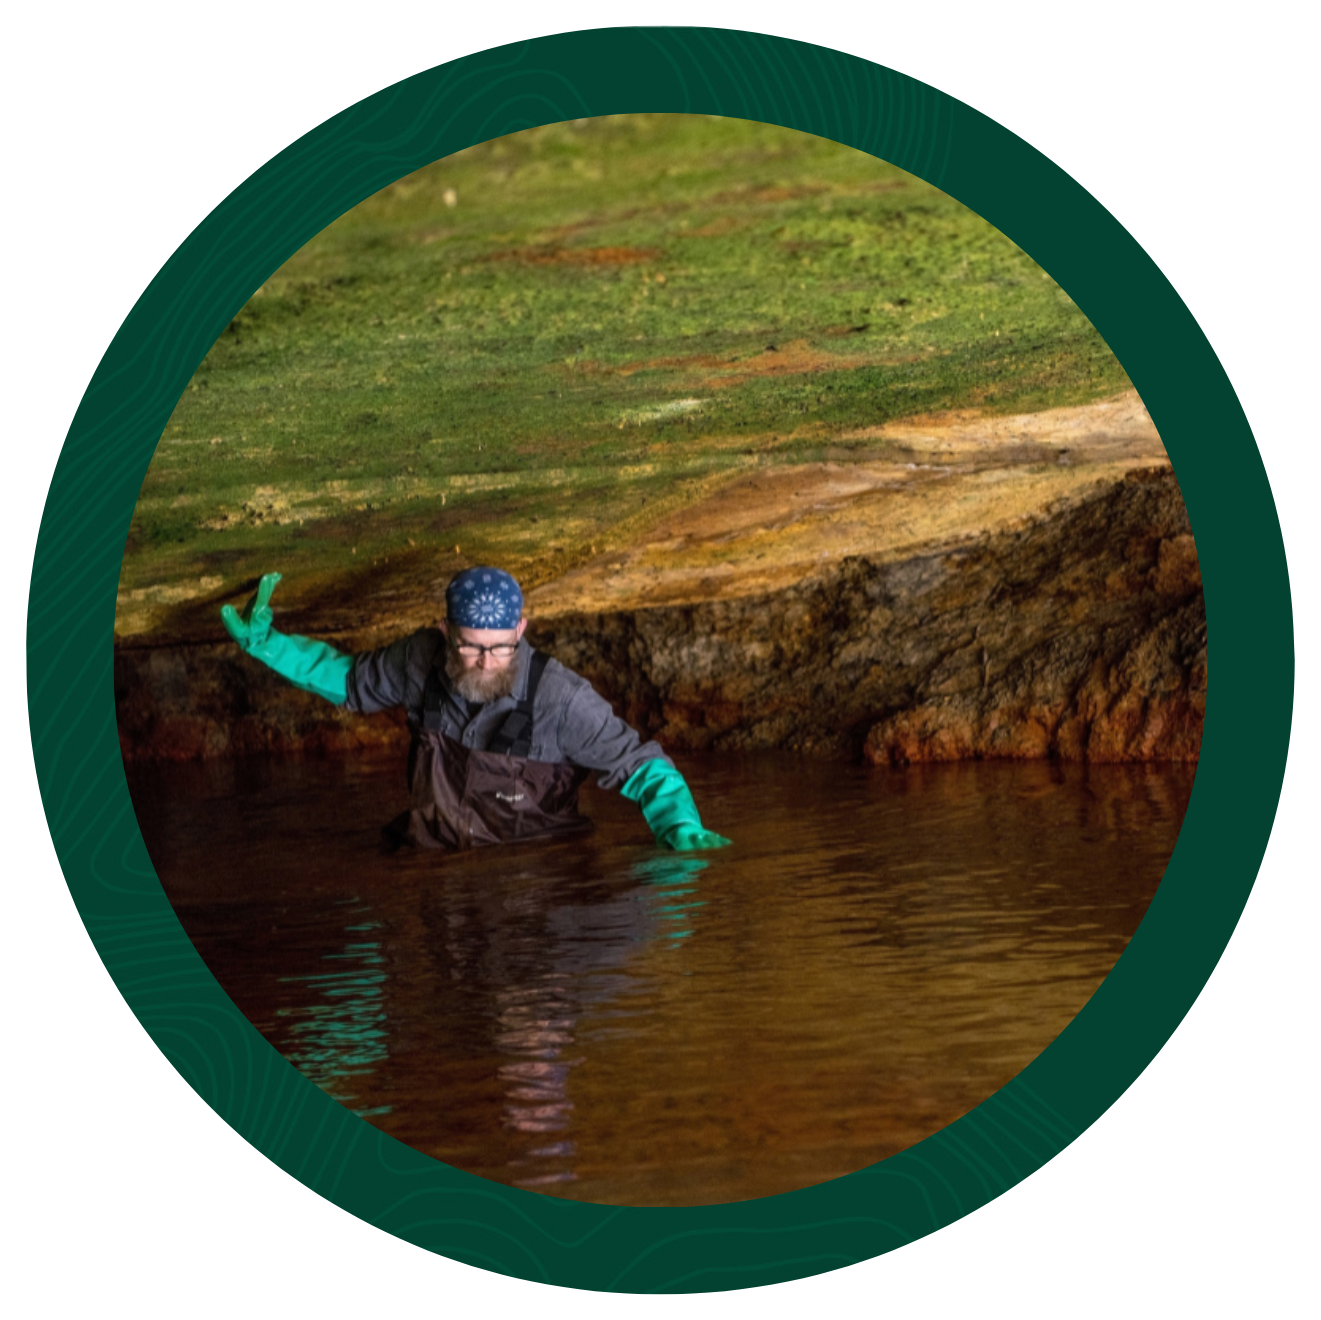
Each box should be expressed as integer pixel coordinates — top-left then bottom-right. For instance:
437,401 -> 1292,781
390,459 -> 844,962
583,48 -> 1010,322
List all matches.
28,26 -> 1292,1293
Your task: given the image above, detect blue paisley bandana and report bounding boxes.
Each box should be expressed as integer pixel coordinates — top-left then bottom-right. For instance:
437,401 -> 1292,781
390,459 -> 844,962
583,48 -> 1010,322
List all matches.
445,567 -> 524,629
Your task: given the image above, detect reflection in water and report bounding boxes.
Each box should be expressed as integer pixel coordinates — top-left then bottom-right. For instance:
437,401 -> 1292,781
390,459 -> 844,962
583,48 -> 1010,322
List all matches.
497,998 -> 579,1187
410,852 -> 711,1188
128,752 -> 1194,1206
275,900 -> 392,1118
499,857 -> 707,1187
633,855 -> 709,948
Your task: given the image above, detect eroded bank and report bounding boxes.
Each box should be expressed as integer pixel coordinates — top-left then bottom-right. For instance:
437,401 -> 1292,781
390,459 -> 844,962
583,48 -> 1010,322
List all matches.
116,462 -> 1203,765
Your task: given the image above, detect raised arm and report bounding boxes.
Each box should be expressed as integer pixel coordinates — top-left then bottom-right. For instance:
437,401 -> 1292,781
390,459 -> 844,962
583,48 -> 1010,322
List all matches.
220,572 -> 353,705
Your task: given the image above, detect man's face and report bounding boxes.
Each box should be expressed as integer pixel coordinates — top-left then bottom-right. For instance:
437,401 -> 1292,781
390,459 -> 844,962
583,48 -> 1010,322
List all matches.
441,617 -> 526,702
441,618 -> 526,670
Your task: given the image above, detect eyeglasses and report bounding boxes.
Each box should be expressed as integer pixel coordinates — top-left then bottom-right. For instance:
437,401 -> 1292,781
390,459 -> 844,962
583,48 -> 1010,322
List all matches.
451,640 -> 519,659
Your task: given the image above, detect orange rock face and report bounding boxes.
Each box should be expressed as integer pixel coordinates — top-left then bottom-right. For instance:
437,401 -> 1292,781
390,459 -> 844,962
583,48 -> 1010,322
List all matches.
861,480 -> 1205,765
116,467 -> 1204,767
533,468 -> 1204,765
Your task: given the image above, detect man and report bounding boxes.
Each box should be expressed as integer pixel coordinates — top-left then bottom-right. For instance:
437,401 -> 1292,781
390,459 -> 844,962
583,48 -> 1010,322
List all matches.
221,566 -> 730,852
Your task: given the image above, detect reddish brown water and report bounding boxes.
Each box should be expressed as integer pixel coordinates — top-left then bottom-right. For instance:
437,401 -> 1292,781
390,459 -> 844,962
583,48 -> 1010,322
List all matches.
126,752 -> 1193,1206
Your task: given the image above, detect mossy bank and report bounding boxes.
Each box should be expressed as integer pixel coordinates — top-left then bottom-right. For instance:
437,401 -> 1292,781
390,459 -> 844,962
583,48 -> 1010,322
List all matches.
114,117 -> 1200,767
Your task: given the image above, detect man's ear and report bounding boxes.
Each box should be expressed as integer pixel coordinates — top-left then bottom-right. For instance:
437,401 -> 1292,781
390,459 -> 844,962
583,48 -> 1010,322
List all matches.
516,617 -> 528,640
439,619 -> 450,640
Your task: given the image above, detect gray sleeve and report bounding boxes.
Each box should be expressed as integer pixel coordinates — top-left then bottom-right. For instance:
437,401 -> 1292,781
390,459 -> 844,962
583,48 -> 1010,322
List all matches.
555,680 -> 673,791
344,636 -> 414,714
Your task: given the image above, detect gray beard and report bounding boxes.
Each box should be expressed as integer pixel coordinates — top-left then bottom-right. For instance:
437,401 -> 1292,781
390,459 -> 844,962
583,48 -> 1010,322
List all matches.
445,647 -> 520,704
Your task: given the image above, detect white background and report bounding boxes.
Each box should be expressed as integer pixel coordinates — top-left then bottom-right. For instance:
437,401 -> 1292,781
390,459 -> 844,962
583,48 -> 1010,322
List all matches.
7,3 -> 1316,1315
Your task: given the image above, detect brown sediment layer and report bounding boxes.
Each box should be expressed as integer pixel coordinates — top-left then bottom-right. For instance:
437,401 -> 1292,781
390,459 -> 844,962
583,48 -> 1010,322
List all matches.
525,390 -> 1170,614
115,466 -> 1203,765
114,645 -> 410,762
529,467 -> 1203,764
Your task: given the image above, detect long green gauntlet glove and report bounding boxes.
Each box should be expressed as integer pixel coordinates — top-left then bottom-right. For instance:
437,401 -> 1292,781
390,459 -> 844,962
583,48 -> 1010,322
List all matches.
220,572 -> 352,705
621,758 -> 731,851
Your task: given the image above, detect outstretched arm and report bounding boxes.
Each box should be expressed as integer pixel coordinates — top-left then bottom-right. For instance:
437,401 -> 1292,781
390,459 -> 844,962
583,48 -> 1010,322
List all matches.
220,572 -> 353,705
552,680 -> 731,852
621,758 -> 731,853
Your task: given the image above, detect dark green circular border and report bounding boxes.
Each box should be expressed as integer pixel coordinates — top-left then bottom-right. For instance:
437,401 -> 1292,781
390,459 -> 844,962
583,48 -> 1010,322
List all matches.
28,26 -> 1292,1293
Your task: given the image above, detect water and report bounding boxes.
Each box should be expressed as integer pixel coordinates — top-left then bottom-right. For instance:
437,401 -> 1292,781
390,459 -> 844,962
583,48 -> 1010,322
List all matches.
127,751 -> 1194,1206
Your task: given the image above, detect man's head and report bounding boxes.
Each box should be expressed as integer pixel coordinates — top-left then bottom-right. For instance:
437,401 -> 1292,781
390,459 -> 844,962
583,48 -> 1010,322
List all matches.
441,567 -> 527,703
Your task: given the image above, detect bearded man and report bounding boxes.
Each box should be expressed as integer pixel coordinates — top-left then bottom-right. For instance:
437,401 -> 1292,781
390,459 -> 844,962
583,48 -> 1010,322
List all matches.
220,566 -> 730,853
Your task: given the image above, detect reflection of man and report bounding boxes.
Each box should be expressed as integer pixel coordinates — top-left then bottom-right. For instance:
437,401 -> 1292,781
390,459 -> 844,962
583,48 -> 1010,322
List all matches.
221,566 -> 729,852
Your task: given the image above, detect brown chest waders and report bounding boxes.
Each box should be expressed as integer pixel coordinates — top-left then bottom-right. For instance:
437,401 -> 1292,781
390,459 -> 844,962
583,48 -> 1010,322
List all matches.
383,650 -> 593,851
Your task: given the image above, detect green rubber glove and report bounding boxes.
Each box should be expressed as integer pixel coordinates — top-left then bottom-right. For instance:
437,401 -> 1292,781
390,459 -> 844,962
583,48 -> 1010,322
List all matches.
220,572 -> 352,705
621,758 -> 731,851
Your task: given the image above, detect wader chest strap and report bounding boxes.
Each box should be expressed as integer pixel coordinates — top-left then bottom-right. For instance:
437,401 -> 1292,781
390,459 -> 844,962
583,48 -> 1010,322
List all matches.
487,650 -> 549,757
422,650 -> 550,757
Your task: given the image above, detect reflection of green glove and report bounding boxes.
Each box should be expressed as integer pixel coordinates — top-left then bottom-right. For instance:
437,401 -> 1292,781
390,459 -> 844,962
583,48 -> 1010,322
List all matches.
630,855 -> 709,886
220,572 -> 352,705
621,759 -> 731,851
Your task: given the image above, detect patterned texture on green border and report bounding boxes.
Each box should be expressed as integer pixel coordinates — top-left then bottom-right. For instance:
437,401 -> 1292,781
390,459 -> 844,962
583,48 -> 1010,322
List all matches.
28,26 -> 1292,1292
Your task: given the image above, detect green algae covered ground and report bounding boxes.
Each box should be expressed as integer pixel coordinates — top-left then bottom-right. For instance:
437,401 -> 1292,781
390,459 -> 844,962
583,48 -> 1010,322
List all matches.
121,114 -> 1131,642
